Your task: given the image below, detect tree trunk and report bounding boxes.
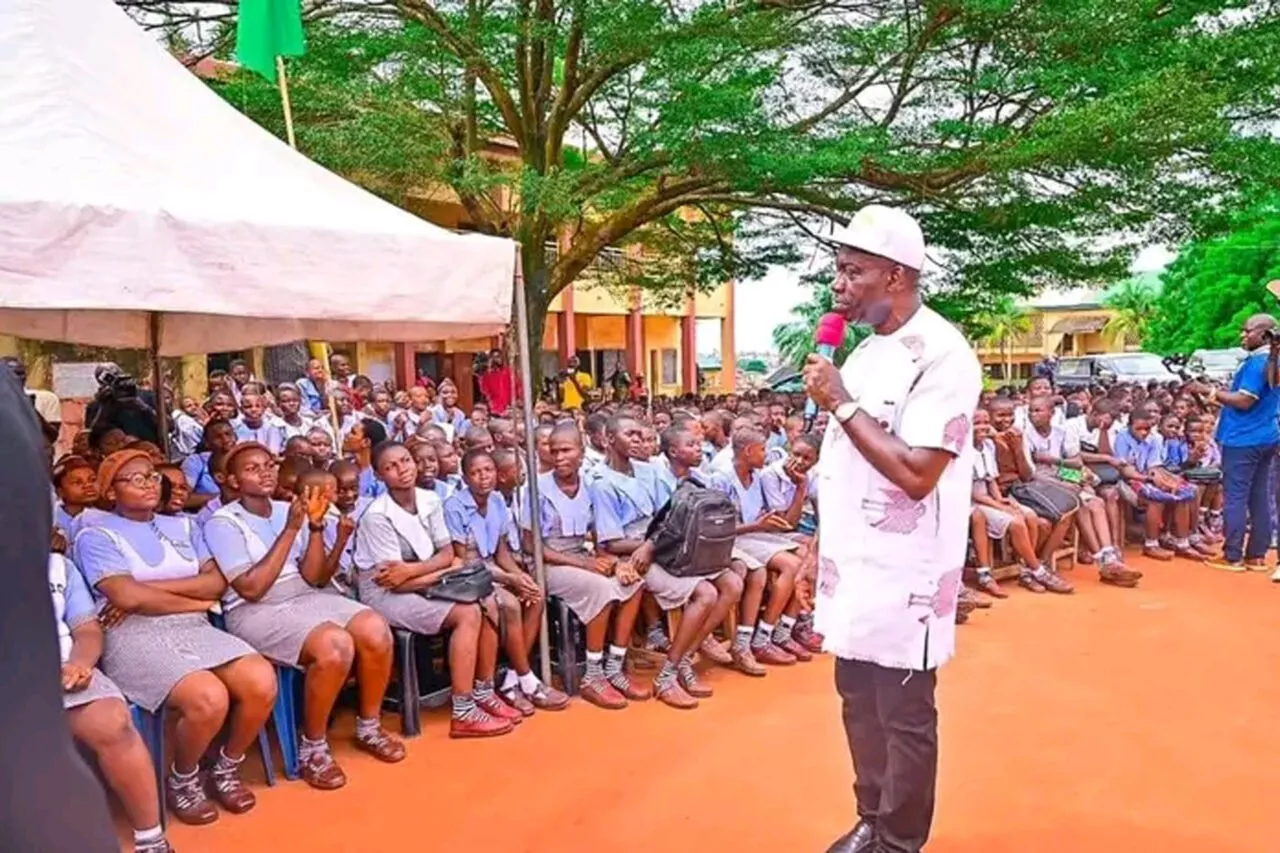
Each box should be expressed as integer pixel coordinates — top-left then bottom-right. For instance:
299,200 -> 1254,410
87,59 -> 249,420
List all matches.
518,238 -> 553,402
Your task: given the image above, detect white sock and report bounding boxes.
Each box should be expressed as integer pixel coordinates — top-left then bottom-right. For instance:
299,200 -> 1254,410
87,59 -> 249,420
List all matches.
779,615 -> 797,631
501,669 -> 519,692
608,644 -> 628,660
586,650 -> 604,662
134,826 -> 163,844
1144,539 -> 1160,548
734,625 -> 754,649
752,621 -> 775,648
518,671 -> 540,694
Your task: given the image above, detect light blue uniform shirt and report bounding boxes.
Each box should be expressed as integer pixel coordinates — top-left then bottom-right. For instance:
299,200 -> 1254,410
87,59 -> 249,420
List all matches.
182,451 -> 219,495
706,468 -> 768,524
587,461 -> 663,537
444,489 -> 512,559
233,419 -> 285,454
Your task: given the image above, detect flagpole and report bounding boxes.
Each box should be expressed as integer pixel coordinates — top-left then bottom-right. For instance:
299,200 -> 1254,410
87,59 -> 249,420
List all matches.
275,55 -> 297,149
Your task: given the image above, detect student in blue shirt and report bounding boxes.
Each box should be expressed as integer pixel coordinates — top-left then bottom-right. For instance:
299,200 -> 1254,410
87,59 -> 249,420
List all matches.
1114,411 -> 1205,561
1187,315 -> 1280,572
445,449 -> 569,714
411,441 -> 454,501
1159,415 -> 1189,471
181,419 -> 237,510
51,547 -> 173,853
341,418 -> 388,498
431,379 -> 469,438
232,392 -> 284,455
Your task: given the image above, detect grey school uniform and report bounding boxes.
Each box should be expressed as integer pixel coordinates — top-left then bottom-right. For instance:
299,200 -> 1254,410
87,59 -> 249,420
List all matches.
50,553 -> 125,710
204,500 -> 369,667
706,467 -> 798,570
522,471 -> 641,622
73,514 -> 255,711
352,490 -> 458,636
589,461 -> 712,611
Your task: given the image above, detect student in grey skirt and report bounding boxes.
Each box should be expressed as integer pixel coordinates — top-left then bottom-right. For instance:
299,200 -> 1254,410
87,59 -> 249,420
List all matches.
51,549 -> 173,853
707,426 -> 812,667
589,415 -> 744,711
75,449 -> 276,827
444,448 -> 570,716
203,443 -> 405,792
355,441 -> 522,739
521,423 -> 646,711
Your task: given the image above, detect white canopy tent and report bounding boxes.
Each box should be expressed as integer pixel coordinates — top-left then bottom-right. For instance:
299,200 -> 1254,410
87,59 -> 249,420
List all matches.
0,0 -> 561,683
0,0 -> 515,353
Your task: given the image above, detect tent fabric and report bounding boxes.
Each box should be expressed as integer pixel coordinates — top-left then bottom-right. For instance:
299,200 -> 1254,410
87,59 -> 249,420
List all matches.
0,0 -> 514,355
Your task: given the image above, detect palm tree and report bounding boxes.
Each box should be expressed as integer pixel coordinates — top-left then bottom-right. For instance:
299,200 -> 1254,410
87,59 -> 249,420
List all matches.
976,296 -> 1031,381
1103,277 -> 1158,349
771,273 -> 865,369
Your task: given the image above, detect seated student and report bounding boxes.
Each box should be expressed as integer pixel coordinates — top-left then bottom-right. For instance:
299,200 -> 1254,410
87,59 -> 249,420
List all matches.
416,421 -> 450,447
988,398 -> 1076,589
699,410 -> 730,470
469,406 -> 489,429
1114,410 -> 1211,561
74,450 -> 276,825
283,435 -> 315,464
317,462 -> 367,593
432,436 -> 464,493
274,456 -> 311,501
532,423 -> 556,474
54,455 -> 98,538
182,419 -> 238,510
332,387 -> 362,439
194,448 -> 236,528
206,390 -> 239,424
759,433 -> 822,651
1065,397 -> 1125,540
708,426 -> 811,668
366,387 -> 407,441
1013,377 -> 1066,431
295,358 -> 330,416
1160,414 -> 1189,471
274,384 -> 316,441
522,422 -> 647,709
51,542 -> 174,853
589,416 -> 743,710
408,440 -> 451,501
445,449 -> 569,713
233,392 -> 285,455
1183,415 -> 1225,541
639,423 -> 661,462
342,418 -> 389,498
355,442 -> 520,737
1024,397 -> 1135,586
173,395 -> 209,458
203,443 -> 405,789
970,407 -> 1040,596
431,379 -> 469,439
462,426 -> 496,454
582,413 -> 609,473
306,425 -> 337,469
402,385 -> 433,434
156,463 -> 190,517
489,417 -> 518,450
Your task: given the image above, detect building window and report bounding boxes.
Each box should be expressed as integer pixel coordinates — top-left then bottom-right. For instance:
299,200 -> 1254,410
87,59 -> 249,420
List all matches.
661,349 -> 677,385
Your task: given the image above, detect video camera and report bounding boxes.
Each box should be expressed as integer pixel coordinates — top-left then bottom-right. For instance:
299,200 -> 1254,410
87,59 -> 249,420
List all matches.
94,365 -> 139,403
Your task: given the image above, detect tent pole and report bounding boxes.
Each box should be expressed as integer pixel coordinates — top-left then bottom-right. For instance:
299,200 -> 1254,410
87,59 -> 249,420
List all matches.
149,312 -> 170,458
514,252 -> 552,685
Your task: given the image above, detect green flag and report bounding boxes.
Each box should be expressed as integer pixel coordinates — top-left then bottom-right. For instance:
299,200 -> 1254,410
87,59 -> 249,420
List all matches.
236,0 -> 306,83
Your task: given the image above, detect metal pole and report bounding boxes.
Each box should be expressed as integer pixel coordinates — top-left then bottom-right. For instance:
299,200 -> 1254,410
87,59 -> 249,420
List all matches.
514,252 -> 552,684
149,312 -> 170,458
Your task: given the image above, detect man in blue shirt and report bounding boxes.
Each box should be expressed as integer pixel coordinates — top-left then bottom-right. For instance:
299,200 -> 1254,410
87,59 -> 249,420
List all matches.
1188,314 -> 1280,572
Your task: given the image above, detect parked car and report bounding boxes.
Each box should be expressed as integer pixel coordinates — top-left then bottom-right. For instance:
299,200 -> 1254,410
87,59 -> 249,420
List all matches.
1054,353 -> 1180,389
1187,348 -> 1247,382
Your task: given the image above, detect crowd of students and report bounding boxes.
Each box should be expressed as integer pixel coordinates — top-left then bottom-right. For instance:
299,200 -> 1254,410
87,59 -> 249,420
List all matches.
42,347 -> 1245,851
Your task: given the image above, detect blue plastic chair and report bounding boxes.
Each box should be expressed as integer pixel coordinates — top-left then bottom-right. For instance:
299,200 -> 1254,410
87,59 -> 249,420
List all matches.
129,704 -> 168,828
268,666 -> 302,780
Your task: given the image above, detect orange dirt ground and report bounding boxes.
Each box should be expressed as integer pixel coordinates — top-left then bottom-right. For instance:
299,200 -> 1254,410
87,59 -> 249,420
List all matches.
164,557 -> 1278,853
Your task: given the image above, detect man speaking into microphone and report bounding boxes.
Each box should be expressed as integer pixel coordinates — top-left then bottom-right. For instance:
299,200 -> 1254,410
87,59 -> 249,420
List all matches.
802,206 -> 980,853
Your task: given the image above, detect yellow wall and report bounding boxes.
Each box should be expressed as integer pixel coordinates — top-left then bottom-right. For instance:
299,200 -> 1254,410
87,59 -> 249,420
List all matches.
643,315 -> 682,396
582,315 -> 626,350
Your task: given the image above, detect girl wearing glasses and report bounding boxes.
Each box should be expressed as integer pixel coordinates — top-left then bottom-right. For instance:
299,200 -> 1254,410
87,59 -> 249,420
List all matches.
72,450 -> 277,828
203,443 -> 405,791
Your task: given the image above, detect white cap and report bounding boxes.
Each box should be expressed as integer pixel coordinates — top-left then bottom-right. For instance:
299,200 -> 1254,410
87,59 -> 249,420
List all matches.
829,205 -> 926,271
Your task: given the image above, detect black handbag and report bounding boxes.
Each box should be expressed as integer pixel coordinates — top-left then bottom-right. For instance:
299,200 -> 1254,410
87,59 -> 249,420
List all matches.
1008,479 -> 1079,523
1182,466 -> 1222,484
1088,463 -> 1121,486
423,561 -> 494,603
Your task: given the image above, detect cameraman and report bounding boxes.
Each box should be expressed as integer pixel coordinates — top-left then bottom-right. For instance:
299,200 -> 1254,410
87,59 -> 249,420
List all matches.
558,355 -> 593,411
84,364 -> 160,446
1186,314 -> 1279,573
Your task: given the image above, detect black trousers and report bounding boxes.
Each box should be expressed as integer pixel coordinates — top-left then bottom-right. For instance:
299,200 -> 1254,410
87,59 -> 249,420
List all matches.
835,657 -> 938,853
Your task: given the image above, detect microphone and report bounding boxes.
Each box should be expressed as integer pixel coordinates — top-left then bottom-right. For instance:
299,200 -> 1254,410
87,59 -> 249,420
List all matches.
804,312 -> 847,431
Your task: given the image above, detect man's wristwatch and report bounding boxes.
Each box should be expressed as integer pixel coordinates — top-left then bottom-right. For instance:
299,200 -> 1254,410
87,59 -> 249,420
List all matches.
833,399 -> 860,424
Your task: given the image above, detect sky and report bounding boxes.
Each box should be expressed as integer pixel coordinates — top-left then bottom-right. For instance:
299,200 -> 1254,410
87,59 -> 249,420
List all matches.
701,243 -> 1180,355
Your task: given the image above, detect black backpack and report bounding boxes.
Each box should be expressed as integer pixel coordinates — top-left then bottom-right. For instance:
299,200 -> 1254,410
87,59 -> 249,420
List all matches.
645,480 -> 738,577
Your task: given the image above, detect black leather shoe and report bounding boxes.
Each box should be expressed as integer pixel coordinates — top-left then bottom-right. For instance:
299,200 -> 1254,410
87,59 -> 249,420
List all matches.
824,820 -> 875,853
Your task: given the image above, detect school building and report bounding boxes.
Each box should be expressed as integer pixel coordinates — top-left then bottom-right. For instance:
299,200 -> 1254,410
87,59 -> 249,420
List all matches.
974,287 -> 1134,381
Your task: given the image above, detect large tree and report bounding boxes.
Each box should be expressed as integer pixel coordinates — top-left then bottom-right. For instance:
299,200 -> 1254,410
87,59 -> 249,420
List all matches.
121,0 -> 1280,370
1145,199 -> 1280,355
